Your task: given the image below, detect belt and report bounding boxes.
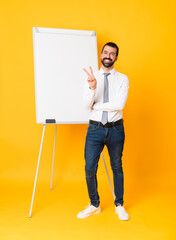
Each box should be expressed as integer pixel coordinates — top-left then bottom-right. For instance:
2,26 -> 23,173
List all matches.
89,119 -> 123,128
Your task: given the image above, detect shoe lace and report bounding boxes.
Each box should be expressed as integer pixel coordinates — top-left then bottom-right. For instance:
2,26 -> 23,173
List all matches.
84,203 -> 90,209
118,206 -> 128,215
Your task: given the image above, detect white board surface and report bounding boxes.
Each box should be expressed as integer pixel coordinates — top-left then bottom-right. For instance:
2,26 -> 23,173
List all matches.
33,27 -> 98,124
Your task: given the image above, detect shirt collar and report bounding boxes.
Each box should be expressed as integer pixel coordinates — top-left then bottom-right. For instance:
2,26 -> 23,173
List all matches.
99,67 -> 116,76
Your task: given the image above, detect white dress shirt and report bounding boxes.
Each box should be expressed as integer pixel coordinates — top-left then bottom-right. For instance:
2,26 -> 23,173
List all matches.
83,67 -> 129,122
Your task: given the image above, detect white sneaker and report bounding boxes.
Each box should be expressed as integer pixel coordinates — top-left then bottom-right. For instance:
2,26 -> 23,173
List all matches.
77,204 -> 101,219
115,205 -> 129,220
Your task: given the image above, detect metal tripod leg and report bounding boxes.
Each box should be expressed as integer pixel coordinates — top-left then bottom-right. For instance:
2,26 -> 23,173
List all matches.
50,124 -> 57,190
29,124 -> 46,218
101,152 -> 115,200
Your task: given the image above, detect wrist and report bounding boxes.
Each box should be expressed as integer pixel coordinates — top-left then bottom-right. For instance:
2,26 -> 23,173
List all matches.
89,86 -> 96,90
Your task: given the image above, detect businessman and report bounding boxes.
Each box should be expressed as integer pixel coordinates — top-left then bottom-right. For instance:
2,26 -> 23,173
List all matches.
77,42 -> 129,220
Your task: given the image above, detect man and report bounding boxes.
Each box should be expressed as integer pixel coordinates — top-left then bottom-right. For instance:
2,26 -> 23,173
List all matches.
77,42 -> 129,220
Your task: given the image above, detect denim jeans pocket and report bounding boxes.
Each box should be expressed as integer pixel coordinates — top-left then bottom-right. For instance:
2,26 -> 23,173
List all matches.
88,123 -> 100,131
113,124 -> 124,132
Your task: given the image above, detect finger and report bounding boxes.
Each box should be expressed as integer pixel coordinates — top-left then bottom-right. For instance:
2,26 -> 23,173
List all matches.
89,66 -> 94,77
83,68 -> 91,78
88,80 -> 94,84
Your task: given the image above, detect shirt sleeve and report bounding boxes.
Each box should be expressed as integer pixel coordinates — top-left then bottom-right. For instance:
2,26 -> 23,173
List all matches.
83,84 -> 97,110
93,75 -> 129,112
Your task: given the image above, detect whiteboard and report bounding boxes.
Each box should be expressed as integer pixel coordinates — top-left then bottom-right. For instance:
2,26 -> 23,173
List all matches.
33,27 -> 98,124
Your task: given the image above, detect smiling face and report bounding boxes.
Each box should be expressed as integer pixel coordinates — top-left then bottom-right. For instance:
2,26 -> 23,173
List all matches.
101,45 -> 118,70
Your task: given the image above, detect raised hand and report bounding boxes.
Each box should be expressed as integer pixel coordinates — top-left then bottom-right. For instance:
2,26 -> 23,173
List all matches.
83,66 -> 97,90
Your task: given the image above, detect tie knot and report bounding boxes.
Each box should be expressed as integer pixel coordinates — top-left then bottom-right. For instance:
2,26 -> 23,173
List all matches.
104,72 -> 111,78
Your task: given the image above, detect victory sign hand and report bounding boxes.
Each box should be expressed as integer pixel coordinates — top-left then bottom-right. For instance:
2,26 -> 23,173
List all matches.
83,66 -> 97,90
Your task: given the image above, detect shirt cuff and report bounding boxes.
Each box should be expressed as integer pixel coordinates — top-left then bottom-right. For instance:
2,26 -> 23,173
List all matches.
89,86 -> 96,91
93,102 -> 103,110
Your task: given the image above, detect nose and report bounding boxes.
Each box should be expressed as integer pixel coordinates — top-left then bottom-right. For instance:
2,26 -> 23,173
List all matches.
107,53 -> 110,58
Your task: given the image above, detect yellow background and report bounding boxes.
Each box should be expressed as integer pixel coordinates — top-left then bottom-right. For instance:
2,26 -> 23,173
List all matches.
0,0 -> 176,239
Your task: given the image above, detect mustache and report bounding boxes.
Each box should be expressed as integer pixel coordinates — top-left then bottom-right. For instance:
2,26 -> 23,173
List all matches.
103,58 -> 112,62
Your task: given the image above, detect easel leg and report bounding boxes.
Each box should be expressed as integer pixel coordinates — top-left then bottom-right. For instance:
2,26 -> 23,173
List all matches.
29,124 -> 46,218
101,152 -> 115,200
50,124 -> 57,190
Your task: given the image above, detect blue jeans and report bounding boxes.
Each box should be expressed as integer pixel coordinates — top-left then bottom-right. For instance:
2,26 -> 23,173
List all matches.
84,120 -> 125,207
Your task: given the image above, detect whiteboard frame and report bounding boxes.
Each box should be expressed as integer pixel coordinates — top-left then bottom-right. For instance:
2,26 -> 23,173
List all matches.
33,27 -> 99,124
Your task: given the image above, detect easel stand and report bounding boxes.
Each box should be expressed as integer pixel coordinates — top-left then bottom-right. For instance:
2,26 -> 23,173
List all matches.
29,124 -> 115,217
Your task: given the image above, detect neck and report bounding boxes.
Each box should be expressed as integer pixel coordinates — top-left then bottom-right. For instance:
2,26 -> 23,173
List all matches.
101,65 -> 114,72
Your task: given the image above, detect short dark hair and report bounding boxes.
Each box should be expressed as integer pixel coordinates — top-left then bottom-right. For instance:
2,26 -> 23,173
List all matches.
101,42 -> 119,57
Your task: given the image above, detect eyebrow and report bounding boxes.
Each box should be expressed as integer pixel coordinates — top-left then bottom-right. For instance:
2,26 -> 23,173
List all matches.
103,50 -> 115,55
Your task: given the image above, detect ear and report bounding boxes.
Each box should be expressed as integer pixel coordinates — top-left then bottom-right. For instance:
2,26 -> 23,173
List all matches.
114,56 -> 118,62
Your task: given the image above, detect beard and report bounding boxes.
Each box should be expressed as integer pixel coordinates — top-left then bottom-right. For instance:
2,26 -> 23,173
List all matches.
101,57 -> 115,68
